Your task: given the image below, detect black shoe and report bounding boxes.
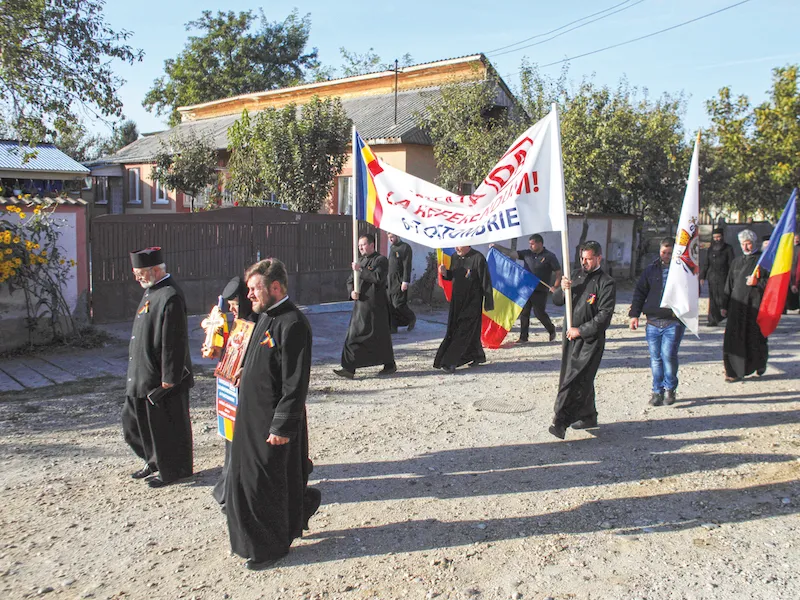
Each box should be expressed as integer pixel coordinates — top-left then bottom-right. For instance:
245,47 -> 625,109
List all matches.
469,358 -> 487,367
649,392 -> 664,406
517,337 -> 529,344
131,465 -> 156,480
756,367 -> 766,377
303,488 -> 322,530
244,557 -> 281,571
377,364 -> 397,377
663,390 -> 676,406
147,477 -> 168,489
571,416 -> 598,429
441,365 -> 456,374
333,368 -> 354,380
548,330 -> 557,342
548,423 -> 566,439
407,316 -> 416,332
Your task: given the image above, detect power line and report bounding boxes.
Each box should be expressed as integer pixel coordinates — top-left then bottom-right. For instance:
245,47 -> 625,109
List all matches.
488,1 -> 648,58
530,0 -> 755,71
485,0 -> 637,55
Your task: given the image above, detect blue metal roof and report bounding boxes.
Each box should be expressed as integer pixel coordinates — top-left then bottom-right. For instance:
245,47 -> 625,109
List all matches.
0,141 -> 90,174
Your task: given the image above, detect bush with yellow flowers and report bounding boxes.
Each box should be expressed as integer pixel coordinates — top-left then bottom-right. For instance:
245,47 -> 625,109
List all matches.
1,201 -> 78,342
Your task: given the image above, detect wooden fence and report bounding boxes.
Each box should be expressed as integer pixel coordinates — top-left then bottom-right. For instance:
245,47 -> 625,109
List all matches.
89,207 -> 379,323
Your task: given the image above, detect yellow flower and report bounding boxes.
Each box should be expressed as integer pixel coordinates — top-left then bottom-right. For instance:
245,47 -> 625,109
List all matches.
4,248 -> 11,255
59,259 -> 65,265
13,258 -> 21,266
12,236 -> 20,243
33,243 -> 39,249
69,259 -> 76,267
33,208 -> 41,215
41,250 -> 47,256
19,213 -> 25,219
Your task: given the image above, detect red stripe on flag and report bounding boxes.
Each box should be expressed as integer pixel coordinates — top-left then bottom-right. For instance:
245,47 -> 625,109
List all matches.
481,315 -> 509,349
367,158 -> 383,177
757,271 -> 790,337
373,197 -> 383,228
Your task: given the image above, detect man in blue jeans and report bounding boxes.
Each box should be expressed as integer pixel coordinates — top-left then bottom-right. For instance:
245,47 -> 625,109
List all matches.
629,238 -> 686,406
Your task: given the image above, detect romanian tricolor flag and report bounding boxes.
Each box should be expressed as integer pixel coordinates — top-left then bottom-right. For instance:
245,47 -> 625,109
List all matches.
756,188 -> 797,337
354,131 -> 384,227
481,248 -> 540,349
437,247 -> 455,301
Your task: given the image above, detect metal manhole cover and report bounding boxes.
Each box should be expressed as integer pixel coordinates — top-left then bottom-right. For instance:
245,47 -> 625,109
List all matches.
473,397 -> 536,413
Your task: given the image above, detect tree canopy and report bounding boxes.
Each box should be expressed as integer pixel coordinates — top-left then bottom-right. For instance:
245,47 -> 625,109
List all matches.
143,9 -> 319,126
0,0 -> 142,143
422,64 -> 689,223
226,97 -> 350,212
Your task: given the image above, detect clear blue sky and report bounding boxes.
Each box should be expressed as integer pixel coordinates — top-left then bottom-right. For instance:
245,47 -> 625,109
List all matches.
99,0 -> 799,136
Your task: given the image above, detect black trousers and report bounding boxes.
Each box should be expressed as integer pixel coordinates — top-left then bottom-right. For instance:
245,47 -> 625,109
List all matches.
520,290 -> 555,339
390,302 -> 416,329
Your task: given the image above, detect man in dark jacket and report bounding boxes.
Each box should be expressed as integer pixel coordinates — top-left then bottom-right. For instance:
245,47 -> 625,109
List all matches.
700,228 -> 735,326
122,247 -> 193,488
491,234 -> 561,342
629,238 -> 686,407
387,233 -> 416,332
549,241 -> 616,439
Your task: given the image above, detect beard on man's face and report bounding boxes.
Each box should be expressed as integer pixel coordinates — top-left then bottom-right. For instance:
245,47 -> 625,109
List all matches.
253,290 -> 278,314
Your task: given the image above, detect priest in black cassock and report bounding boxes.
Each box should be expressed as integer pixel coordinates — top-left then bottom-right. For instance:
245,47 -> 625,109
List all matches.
549,241 -> 616,439
334,233 -> 397,379
387,233 -> 417,333
225,259 -> 321,571
722,229 -> 768,382
433,246 -> 493,373
122,247 -> 193,488
700,228 -> 735,326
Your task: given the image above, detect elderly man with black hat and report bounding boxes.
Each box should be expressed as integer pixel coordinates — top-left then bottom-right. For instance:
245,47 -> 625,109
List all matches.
122,247 -> 194,488
700,227 -> 735,326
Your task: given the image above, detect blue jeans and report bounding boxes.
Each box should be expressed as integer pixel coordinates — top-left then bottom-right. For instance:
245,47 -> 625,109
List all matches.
646,321 -> 685,393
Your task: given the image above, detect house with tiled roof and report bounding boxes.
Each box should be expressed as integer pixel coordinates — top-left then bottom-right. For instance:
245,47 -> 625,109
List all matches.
89,54 -> 518,216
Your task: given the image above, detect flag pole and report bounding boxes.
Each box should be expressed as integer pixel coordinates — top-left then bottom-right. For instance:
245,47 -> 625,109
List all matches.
552,103 -> 572,330
351,125 -> 361,293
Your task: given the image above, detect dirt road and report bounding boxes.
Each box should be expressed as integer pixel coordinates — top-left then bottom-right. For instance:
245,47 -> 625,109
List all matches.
1,303 -> 798,600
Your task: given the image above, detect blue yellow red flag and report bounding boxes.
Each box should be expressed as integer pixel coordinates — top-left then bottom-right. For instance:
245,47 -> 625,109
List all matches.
481,248 -> 540,349
354,131 -> 384,227
436,248 -> 455,301
756,188 -> 797,337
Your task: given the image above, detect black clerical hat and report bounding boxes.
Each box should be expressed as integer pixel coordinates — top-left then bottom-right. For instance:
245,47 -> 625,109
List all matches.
130,247 -> 164,268
221,276 -> 245,300
712,227 -> 724,235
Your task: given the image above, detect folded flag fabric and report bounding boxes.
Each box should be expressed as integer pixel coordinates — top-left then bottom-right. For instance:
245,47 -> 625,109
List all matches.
756,188 -> 797,337
481,248 -> 540,349
437,247 -> 455,301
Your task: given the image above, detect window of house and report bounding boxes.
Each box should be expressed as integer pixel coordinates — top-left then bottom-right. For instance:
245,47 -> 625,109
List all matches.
337,176 -> 353,215
154,180 -> 169,204
96,176 -> 108,204
128,169 -> 141,203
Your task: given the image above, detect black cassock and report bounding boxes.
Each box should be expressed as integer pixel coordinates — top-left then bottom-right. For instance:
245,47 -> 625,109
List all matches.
121,276 -> 194,483
700,242 -> 735,326
226,300 -> 316,563
551,268 -> 616,427
341,252 -> 395,370
723,252 -> 768,379
434,249 -> 493,369
388,240 -> 416,328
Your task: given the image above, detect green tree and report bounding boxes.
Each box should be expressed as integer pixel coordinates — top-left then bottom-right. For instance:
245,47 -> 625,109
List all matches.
754,65 -> 800,212
52,121 -> 104,163
143,9 -> 319,126
227,96 -> 350,212
151,130 -> 219,212
0,0 -> 142,143
99,120 -> 139,156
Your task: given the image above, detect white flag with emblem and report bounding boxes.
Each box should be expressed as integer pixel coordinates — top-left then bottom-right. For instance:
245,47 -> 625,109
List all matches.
661,134 -> 700,337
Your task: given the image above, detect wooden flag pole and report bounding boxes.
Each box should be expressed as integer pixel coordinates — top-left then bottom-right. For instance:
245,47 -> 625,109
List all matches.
351,126 -> 361,293
552,103 -> 572,330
